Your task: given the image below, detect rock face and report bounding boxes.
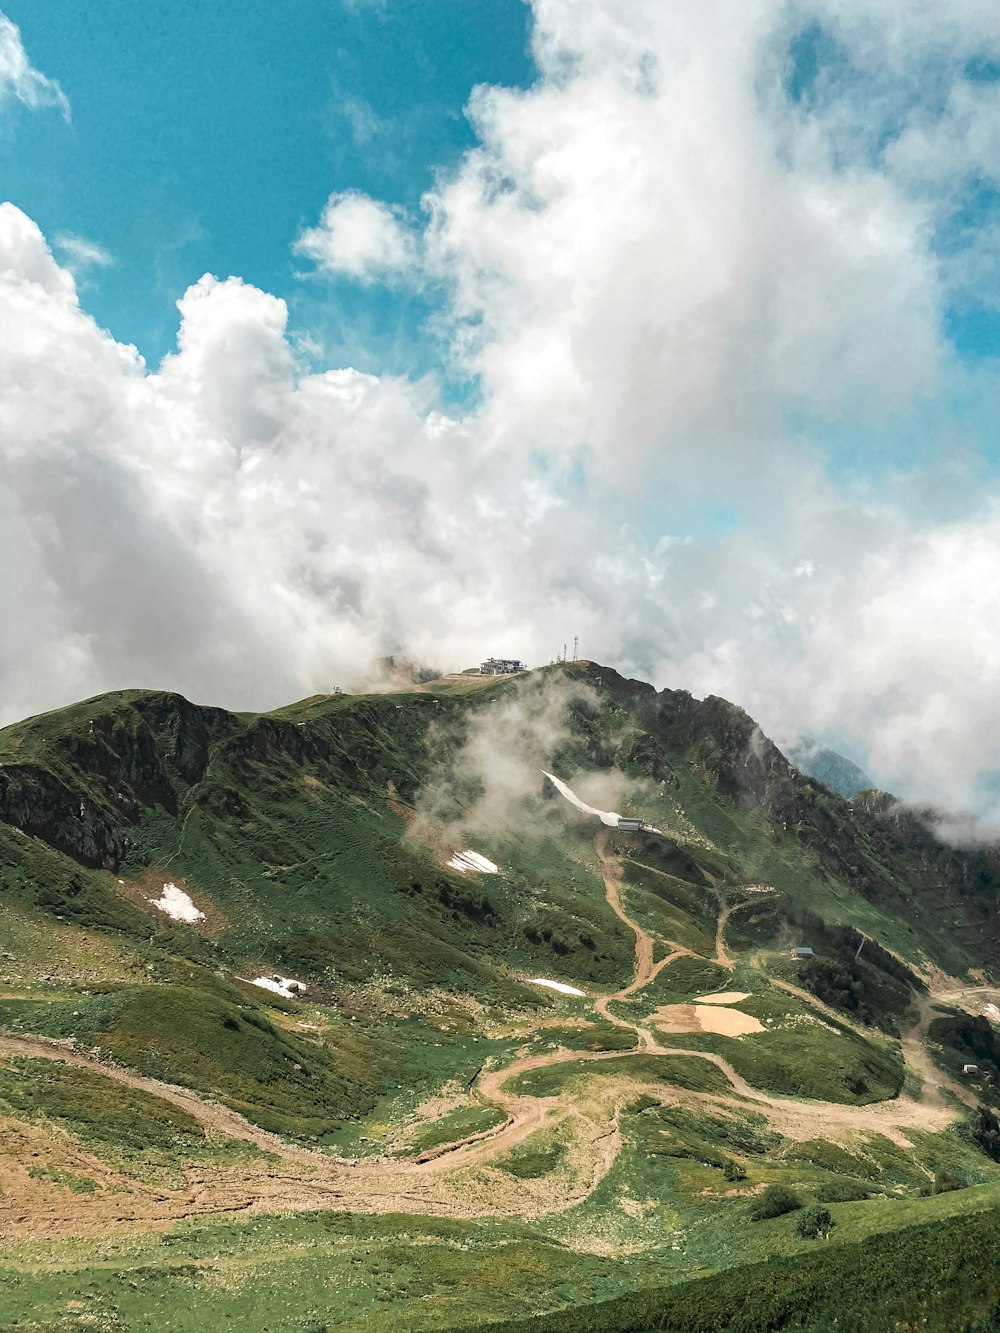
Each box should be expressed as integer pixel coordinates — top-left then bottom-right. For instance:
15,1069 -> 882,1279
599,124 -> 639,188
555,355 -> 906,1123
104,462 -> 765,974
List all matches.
0,692 -> 239,869
0,686 -> 423,871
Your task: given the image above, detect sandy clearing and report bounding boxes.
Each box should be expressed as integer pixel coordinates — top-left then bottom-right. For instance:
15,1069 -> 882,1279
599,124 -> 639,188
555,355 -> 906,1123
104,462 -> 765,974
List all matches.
528,978 -> 586,997
694,991 -> 751,1005
653,1003 -> 765,1037
148,883 -> 205,924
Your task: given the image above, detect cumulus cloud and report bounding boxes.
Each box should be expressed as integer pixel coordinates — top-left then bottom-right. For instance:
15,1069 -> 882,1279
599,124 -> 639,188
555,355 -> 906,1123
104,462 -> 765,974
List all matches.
5,0 -> 1000,831
0,13 -> 69,119
294,191 -> 416,281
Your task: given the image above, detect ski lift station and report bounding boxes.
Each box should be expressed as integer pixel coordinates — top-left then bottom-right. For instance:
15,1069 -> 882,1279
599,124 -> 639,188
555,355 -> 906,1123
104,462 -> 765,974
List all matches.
480,657 -> 526,676
617,817 -> 647,832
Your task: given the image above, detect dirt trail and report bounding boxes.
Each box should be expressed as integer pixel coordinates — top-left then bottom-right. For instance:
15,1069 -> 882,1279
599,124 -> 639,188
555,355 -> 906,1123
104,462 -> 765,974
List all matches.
0,1034 -> 323,1165
713,889 -> 780,970
900,991 -> 978,1110
714,900 -> 736,970
592,830 -> 695,1049
0,834 -> 981,1240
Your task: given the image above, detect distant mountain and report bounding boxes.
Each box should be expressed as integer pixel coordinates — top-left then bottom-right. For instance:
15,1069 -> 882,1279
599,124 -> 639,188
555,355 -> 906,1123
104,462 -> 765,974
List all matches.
787,739 -> 874,798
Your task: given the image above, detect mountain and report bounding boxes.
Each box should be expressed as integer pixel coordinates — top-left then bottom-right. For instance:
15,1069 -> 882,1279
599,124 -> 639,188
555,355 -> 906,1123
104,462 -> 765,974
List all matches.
786,738 -> 875,798
1,663 -> 999,1333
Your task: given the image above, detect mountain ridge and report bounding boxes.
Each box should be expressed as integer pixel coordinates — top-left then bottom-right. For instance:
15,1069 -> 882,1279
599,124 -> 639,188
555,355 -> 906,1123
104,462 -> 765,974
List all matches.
2,661 -> 1000,1331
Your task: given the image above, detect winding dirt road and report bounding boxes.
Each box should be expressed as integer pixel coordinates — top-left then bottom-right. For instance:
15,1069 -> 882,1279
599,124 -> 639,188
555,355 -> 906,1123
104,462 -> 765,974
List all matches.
0,833 -> 984,1240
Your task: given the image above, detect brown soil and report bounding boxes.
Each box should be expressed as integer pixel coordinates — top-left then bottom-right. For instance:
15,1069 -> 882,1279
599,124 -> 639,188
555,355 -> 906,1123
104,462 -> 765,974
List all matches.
0,832 -> 982,1241
652,1003 -> 764,1037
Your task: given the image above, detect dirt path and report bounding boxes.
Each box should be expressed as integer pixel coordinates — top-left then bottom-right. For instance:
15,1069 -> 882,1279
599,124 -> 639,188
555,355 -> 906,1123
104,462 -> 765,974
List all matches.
592,830 -> 696,1049
899,991 -> 978,1110
0,1034 -> 324,1165
0,836 -> 979,1241
595,829 -> 660,989
714,899 -> 736,970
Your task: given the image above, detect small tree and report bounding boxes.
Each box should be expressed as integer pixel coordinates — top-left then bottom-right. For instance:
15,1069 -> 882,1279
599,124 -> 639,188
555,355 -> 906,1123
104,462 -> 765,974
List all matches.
748,1184 -> 802,1220
723,1158 -> 747,1182
796,1205 -> 834,1240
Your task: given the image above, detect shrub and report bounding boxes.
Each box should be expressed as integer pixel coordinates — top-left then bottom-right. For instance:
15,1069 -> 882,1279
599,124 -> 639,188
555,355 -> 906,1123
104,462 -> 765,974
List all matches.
816,1180 -> 869,1203
796,1205 -> 834,1240
971,1108 -> 1000,1163
723,1158 -> 747,1182
748,1184 -> 802,1220
919,1172 -> 966,1197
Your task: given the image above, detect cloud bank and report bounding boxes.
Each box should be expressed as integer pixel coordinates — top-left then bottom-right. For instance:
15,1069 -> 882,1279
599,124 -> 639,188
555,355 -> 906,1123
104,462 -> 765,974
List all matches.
5,0 -> 1000,825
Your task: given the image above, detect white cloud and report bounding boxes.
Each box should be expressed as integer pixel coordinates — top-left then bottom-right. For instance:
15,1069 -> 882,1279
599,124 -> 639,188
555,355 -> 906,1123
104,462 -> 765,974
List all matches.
5,0 -> 1000,829
0,13 -> 69,120
54,233 -> 113,273
424,1 -> 943,477
294,191 -> 416,281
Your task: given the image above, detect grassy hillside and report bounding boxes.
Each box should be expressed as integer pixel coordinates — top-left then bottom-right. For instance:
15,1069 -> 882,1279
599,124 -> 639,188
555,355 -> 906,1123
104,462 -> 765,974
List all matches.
2,662 -> 999,1330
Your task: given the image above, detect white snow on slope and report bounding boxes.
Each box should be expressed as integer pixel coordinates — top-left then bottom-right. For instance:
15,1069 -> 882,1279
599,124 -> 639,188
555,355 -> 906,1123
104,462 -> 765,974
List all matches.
245,975 -> 307,999
541,770 -> 660,832
447,849 -> 499,874
527,977 -> 586,997
541,770 -> 622,827
148,882 -> 205,923
528,975 -> 592,997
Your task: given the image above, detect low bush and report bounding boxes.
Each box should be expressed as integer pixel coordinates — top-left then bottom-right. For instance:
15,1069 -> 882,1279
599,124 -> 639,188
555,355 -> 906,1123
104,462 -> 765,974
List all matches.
796,1205 -> 834,1239
816,1179 -> 870,1203
748,1184 -> 802,1220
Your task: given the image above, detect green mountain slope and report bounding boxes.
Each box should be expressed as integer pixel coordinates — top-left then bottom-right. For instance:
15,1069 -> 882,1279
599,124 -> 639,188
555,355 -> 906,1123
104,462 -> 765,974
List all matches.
1,661 -> 999,1331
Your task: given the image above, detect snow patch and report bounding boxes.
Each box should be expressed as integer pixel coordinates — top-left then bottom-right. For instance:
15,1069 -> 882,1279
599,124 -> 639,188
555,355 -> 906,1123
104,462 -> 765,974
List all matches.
447,849 -> 499,874
541,770 -> 661,832
527,977 -> 586,997
541,770 -> 621,827
148,882 -> 205,923
245,975 -> 308,999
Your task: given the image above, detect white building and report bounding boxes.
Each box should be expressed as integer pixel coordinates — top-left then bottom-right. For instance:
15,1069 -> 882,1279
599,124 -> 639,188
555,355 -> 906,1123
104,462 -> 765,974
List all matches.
480,657 -> 526,676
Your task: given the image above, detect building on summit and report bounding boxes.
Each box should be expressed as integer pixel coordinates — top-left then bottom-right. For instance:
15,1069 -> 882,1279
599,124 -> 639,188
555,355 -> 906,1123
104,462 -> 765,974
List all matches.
480,657 -> 526,676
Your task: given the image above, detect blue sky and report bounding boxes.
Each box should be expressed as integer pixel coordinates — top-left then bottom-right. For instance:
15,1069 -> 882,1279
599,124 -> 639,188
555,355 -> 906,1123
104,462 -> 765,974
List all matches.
5,0 -> 1000,381
0,0 -> 532,369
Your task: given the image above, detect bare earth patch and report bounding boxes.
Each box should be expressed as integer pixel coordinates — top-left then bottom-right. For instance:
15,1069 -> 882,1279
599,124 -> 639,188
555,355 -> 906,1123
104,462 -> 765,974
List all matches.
653,1004 -> 764,1037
